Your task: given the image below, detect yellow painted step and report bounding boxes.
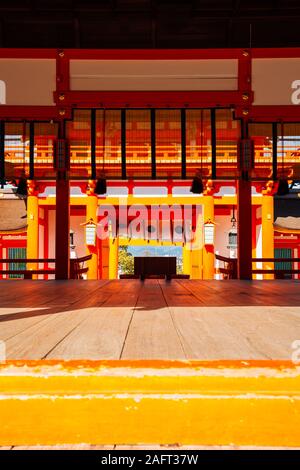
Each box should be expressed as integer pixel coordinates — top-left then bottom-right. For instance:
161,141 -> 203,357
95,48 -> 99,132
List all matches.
0,360 -> 300,447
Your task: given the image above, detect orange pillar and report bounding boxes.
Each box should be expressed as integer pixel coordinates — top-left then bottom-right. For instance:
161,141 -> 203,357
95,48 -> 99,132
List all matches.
261,194 -> 275,279
86,180 -> 99,280
182,243 -> 192,277
26,180 -> 39,279
202,196 -> 215,280
100,238 -> 110,279
98,198 -> 109,280
202,181 -> 215,280
109,236 -> 119,279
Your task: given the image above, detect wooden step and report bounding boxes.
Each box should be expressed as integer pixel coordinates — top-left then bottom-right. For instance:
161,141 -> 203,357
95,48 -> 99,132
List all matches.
0,360 -> 300,447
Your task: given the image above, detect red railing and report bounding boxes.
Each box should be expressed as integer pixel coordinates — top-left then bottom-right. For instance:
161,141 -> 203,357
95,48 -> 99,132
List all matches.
252,258 -> 300,278
215,254 -> 238,279
215,254 -> 300,279
70,254 -> 92,279
0,254 -> 92,279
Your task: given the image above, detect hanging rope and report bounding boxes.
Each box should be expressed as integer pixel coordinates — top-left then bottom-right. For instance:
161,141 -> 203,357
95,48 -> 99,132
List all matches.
280,121 -> 284,177
22,121 -> 26,174
102,108 -> 106,172
276,121 -> 290,195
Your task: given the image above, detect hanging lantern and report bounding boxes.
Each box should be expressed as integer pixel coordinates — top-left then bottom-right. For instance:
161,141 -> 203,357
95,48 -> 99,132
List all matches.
203,219 -> 215,245
70,228 -> 78,259
227,206 -> 237,248
226,207 -> 238,257
70,228 -> 75,248
82,218 -> 97,246
228,227 -> 237,248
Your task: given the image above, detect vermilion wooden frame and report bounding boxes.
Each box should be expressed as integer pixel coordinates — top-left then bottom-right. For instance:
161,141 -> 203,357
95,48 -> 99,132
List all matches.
1,47 -> 297,281
0,47 -> 299,121
54,90 -> 250,109
1,47 -> 297,60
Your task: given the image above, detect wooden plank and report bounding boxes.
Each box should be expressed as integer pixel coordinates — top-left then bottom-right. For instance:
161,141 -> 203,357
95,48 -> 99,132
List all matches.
159,279 -> 206,306
121,280 -> 186,360
161,281 -> 300,360
167,306 -> 263,360
1,308 -> 59,343
175,279 -> 235,306
0,283 -> 111,359
0,280 -> 110,308
1,279 -> 300,361
218,306 -> 300,359
46,280 -> 141,360
248,281 -> 300,306
5,308 -> 98,360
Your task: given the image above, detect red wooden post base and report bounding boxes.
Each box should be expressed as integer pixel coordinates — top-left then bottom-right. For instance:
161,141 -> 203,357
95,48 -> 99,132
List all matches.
55,172 -> 70,280
237,178 -> 252,280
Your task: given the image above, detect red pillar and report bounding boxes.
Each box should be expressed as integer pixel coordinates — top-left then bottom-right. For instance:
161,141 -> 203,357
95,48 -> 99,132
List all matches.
55,172 -> 70,280
237,178 -> 252,280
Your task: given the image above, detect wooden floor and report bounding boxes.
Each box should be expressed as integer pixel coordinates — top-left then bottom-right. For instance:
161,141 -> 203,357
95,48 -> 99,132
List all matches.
0,279 -> 300,360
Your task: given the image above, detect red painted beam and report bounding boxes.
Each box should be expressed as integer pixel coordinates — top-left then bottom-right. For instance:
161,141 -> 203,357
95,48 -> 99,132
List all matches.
0,49 -> 57,58
1,47 -> 300,60
251,47 -> 300,58
54,90 -> 249,109
1,47 -> 300,121
249,106 -> 300,121
64,48 -> 243,60
0,106 -> 59,120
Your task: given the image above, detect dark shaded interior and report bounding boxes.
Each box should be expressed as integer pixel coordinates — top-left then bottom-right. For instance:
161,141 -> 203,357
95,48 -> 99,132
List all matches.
0,0 -> 300,49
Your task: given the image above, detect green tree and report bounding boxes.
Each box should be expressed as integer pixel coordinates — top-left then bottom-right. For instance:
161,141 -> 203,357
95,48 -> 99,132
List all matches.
118,246 -> 134,275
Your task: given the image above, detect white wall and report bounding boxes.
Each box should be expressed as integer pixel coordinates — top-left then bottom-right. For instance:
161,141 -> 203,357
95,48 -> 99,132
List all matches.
48,210 -> 86,259
215,214 -> 234,258
47,209 -> 56,279
48,209 -> 55,258
70,215 -> 86,259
